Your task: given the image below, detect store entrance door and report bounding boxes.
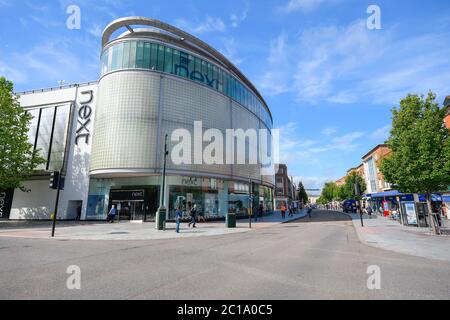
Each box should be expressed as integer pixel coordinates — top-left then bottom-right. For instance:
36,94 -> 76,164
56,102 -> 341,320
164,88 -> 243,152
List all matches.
113,201 -> 144,221
110,190 -> 145,222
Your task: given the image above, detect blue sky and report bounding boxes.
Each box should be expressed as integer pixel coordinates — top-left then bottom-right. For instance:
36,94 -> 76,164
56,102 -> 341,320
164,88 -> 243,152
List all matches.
1,0 -> 450,191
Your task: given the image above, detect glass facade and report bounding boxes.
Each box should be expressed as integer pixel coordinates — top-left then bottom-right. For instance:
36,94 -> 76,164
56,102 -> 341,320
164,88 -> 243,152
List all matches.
87,175 -> 274,221
26,104 -> 71,171
101,39 -> 273,129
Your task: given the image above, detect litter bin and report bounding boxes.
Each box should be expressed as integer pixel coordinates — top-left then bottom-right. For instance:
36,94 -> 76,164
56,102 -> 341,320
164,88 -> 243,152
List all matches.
156,209 -> 167,231
226,213 -> 236,228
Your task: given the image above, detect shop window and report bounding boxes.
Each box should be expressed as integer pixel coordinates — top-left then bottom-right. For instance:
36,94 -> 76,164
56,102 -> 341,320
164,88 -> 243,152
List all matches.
122,41 -> 130,69
129,41 -> 137,69
143,42 -> 151,69
164,47 -> 173,73
136,41 -> 145,68
150,43 -> 158,70
156,44 -> 165,71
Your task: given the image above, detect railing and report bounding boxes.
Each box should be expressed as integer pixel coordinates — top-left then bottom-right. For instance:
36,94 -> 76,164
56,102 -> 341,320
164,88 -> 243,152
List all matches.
16,81 -> 98,95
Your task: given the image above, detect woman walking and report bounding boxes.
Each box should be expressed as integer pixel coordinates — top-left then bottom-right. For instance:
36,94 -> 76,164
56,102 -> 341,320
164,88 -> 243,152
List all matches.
281,203 -> 286,220
175,207 -> 183,233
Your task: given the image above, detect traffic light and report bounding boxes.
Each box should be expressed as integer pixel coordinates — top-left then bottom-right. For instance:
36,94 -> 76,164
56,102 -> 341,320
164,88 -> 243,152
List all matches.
50,171 -> 60,190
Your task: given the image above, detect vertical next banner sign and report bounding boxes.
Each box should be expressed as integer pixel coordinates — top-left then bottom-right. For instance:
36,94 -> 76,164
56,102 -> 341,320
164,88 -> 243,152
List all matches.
0,190 -> 14,219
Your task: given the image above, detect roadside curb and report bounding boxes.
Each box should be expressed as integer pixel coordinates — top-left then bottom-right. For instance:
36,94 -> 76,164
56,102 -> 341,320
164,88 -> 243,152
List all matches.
341,212 -> 372,247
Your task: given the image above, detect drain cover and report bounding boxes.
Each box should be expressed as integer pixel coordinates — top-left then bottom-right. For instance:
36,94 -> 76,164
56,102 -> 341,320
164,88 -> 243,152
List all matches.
109,232 -> 130,235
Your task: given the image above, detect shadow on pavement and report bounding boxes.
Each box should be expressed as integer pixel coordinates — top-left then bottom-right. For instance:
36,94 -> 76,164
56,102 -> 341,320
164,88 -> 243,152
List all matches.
288,210 -> 351,223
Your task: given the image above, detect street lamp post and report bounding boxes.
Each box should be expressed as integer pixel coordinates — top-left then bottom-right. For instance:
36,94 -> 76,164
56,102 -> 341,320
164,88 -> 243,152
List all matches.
156,134 -> 169,231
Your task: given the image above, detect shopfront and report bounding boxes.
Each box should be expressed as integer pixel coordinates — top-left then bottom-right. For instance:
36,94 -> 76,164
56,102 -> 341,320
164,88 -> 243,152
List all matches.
443,194 -> 450,226
87,175 -> 274,222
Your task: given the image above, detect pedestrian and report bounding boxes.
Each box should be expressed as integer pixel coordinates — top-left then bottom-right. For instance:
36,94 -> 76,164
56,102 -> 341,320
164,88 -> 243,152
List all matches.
108,205 -> 117,223
76,204 -> 82,221
366,205 -> 373,218
288,204 -> 294,217
188,204 -> 197,228
258,203 -> 264,221
281,203 -> 286,219
307,205 -> 313,218
175,206 -> 183,233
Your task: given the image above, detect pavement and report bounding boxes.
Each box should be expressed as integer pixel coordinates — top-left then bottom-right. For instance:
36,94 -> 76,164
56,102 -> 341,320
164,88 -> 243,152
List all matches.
0,210 -> 307,241
1,210 -> 449,300
343,211 -> 450,262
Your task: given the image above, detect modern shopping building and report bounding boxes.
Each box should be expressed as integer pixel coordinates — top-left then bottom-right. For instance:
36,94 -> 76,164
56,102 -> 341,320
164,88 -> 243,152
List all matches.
2,17 -> 275,221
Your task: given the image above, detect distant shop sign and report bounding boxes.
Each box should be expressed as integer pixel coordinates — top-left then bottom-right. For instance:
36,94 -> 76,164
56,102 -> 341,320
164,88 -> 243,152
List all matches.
399,194 -> 414,202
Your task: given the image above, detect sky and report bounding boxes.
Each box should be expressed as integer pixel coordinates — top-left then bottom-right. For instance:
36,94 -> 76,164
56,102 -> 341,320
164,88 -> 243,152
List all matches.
1,0 -> 450,191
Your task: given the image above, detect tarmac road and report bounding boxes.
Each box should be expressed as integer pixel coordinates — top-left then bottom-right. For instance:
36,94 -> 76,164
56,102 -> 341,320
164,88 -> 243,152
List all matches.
0,210 -> 449,300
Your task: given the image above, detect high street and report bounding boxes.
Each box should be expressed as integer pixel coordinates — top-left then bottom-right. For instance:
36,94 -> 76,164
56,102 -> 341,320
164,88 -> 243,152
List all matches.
0,211 -> 449,300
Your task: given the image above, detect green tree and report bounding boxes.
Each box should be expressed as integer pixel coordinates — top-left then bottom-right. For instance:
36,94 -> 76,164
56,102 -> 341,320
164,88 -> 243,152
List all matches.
0,77 -> 45,191
341,172 -> 367,201
297,182 -> 309,204
380,92 -> 450,235
320,182 -> 340,203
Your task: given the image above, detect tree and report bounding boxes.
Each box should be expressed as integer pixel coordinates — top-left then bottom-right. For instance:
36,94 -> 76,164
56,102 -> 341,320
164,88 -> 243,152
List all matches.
341,171 -> 367,201
297,182 -> 309,205
320,182 -> 340,203
380,92 -> 450,235
0,77 -> 45,191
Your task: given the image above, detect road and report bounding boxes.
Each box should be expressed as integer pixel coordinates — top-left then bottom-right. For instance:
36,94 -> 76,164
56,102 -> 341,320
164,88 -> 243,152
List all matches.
0,210 -> 449,300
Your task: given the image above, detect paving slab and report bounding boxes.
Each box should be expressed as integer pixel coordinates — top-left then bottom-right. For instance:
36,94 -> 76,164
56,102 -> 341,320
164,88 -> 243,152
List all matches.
0,211 -> 306,241
342,212 -> 450,262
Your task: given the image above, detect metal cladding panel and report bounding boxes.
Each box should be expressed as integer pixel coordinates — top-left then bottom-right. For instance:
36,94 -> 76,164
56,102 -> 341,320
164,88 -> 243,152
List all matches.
91,72 -> 160,171
92,70 -> 271,184
161,77 -> 232,176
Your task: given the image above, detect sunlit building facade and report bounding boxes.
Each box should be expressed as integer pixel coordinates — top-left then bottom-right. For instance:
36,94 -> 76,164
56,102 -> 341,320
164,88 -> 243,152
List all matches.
2,17 -> 275,221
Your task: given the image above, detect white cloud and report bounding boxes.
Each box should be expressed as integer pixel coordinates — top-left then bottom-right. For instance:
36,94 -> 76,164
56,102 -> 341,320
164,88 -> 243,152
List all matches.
88,24 -> 103,38
175,16 -> 226,34
231,2 -> 249,28
322,127 -> 337,136
0,0 -> 11,7
292,176 -> 333,191
369,125 -> 391,142
1,37 -> 99,90
221,38 -> 244,65
280,0 -> 325,13
258,34 -> 291,95
258,18 -> 450,106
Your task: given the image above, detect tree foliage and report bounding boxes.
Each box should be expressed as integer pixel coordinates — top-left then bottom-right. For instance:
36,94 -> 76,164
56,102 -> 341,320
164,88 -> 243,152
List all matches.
380,92 -> 450,194
297,182 -> 309,204
340,171 -> 367,201
320,182 -> 340,203
319,172 -> 367,204
0,77 -> 45,190
380,92 -> 450,234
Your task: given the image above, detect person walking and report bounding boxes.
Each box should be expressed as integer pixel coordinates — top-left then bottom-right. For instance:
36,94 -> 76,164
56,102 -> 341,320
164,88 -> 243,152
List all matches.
76,204 -> 82,221
258,203 -> 264,222
281,203 -> 286,220
366,205 -> 373,218
307,205 -> 313,218
108,205 -> 117,223
175,206 -> 183,233
188,204 -> 197,228
288,204 -> 293,217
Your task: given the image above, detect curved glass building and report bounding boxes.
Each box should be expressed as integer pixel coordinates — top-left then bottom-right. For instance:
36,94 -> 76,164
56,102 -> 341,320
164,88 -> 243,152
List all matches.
87,17 -> 274,221
8,17 -> 275,222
